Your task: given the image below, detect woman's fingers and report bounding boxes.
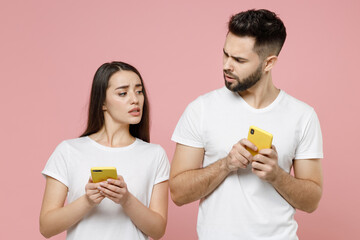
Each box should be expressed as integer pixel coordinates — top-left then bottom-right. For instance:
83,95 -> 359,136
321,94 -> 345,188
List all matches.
97,176 -> 129,205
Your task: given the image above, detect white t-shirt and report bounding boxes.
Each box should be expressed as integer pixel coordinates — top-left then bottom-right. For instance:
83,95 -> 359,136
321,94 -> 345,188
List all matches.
172,87 -> 323,240
42,137 -> 170,240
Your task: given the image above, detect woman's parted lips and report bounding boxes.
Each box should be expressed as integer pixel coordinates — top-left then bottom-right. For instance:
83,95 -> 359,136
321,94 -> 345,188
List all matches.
128,107 -> 140,113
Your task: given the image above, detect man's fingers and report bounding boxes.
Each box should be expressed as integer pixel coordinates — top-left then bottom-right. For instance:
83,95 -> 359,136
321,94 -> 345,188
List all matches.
251,160 -> 265,171
239,138 -> 257,152
258,148 -> 277,160
230,150 -> 248,165
233,140 -> 253,160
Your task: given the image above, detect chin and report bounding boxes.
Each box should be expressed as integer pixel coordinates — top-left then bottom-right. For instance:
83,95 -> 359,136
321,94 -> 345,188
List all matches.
225,81 -> 238,92
129,118 -> 142,125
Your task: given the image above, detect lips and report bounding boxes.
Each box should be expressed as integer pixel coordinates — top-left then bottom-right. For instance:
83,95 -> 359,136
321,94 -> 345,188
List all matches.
128,107 -> 141,116
224,74 -> 236,83
225,74 -> 235,79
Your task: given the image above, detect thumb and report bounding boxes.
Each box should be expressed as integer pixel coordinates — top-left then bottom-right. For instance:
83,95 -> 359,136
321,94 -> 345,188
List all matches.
88,176 -> 93,183
271,145 -> 277,153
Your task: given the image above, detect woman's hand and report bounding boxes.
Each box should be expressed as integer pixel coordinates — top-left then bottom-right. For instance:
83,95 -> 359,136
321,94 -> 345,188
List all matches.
85,177 -> 105,206
98,175 -> 129,205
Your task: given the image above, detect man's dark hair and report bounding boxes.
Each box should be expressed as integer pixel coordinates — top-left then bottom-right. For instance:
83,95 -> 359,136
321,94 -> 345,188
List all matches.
228,9 -> 287,58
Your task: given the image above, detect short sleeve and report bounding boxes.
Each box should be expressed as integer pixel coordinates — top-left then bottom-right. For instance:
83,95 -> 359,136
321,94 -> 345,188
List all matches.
154,146 -> 170,185
42,141 -> 70,187
295,109 -> 323,160
171,98 -> 204,148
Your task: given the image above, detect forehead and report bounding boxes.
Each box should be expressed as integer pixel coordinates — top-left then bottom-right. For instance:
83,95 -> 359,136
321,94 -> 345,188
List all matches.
108,70 -> 141,87
224,32 -> 258,58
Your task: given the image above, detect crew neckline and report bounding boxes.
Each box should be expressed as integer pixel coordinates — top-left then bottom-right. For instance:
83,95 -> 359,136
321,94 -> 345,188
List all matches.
223,86 -> 285,113
86,136 -> 139,151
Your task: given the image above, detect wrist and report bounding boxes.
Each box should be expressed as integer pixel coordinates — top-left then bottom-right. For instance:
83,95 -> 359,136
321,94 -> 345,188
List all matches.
83,195 -> 97,209
119,192 -> 132,208
219,157 -> 232,174
270,167 -> 286,186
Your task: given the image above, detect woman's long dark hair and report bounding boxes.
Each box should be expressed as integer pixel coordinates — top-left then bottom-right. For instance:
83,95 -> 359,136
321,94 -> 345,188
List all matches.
80,61 -> 150,142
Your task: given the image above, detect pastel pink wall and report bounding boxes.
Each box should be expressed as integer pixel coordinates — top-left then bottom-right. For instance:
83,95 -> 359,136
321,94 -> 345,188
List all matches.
1,0 -> 359,239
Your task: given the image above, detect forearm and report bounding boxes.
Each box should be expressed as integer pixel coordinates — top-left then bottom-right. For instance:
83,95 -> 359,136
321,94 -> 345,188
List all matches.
122,193 -> 166,239
40,195 -> 94,238
272,169 -> 322,213
170,158 -> 230,206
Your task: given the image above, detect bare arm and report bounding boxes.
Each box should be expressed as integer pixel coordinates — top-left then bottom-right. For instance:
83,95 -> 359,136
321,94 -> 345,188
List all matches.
169,141 -> 255,206
98,177 -> 168,239
273,159 -> 322,212
39,177 -> 103,238
252,146 -> 323,213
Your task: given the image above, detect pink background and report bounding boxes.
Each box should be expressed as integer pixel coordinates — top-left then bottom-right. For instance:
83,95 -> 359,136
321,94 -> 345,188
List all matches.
1,0 -> 359,239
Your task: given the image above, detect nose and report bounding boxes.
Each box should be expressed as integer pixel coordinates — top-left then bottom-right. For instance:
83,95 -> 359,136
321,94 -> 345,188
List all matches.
130,92 -> 139,104
223,57 -> 233,72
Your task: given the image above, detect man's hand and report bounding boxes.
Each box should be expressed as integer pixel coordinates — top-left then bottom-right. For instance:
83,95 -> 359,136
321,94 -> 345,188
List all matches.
251,145 -> 279,183
224,138 -> 256,172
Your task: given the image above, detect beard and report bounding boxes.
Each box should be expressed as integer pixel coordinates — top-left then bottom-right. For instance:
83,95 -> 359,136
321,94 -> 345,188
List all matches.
224,64 -> 263,92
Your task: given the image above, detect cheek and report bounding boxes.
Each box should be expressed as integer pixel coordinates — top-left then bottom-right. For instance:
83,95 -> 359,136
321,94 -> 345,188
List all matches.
106,98 -> 126,112
139,95 -> 145,107
236,64 -> 255,75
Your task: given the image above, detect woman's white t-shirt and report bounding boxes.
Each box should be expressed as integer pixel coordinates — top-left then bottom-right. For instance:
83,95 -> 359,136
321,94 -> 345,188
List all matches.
42,137 -> 170,240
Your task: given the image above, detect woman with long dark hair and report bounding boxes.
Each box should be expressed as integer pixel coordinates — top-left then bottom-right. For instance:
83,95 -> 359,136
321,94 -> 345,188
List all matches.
40,61 -> 169,240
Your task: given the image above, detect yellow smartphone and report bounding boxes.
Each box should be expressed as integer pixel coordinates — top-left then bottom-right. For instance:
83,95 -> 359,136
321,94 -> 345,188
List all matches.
247,126 -> 273,156
90,167 -> 118,183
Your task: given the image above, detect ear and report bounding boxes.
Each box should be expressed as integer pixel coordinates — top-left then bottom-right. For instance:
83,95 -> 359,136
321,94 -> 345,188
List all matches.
102,104 -> 107,111
264,55 -> 278,72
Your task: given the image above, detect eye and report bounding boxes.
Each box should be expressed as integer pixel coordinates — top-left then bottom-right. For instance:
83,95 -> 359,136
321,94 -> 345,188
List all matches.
234,58 -> 245,63
136,90 -> 143,95
118,92 -> 127,96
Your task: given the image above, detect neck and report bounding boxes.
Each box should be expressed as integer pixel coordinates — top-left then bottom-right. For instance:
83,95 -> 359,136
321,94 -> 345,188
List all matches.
89,116 -> 135,148
238,72 -> 280,109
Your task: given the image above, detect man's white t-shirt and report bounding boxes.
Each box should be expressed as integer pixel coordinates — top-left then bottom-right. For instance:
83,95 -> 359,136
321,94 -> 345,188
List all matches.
42,137 -> 170,240
172,87 -> 323,240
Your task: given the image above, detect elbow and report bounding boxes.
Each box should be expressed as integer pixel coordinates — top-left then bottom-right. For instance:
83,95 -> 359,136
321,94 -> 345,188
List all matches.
300,191 -> 322,213
151,228 -> 166,240
170,190 -> 185,206
169,180 -> 186,206
39,226 -> 52,239
302,201 -> 320,213
303,206 -> 317,214
149,219 -> 167,240
39,219 -> 55,239
300,182 -> 322,213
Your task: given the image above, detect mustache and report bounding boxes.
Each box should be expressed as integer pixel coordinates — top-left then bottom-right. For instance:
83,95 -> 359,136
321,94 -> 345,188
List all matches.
223,70 -> 238,79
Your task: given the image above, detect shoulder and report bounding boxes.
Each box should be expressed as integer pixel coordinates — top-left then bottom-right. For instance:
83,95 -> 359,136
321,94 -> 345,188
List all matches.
281,91 -> 316,116
186,87 -> 231,109
53,137 -> 89,152
196,87 -> 231,102
135,139 -> 167,155
64,136 -> 90,146
135,140 -> 169,165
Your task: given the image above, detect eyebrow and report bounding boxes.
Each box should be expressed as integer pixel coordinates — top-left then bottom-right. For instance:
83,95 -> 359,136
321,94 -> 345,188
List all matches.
115,83 -> 142,90
223,49 -> 248,61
